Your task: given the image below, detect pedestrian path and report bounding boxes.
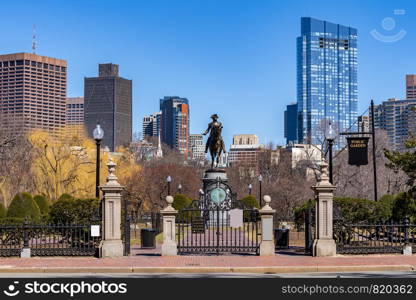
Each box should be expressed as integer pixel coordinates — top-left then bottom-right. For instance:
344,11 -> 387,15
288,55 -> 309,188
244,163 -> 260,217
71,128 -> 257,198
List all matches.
0,252 -> 415,273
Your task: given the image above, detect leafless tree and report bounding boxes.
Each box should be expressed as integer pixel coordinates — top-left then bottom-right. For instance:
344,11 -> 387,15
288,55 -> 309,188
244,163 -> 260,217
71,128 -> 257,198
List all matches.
126,147 -> 205,214
0,115 -> 34,206
227,147 -> 315,219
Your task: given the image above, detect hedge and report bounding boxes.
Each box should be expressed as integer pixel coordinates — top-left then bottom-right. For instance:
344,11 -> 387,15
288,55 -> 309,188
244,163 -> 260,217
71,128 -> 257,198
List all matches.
172,194 -> 192,211
49,196 -> 100,224
239,195 -> 260,209
392,192 -> 416,221
294,193 -> 415,226
33,195 -> 50,216
7,192 -> 41,221
0,202 -> 6,218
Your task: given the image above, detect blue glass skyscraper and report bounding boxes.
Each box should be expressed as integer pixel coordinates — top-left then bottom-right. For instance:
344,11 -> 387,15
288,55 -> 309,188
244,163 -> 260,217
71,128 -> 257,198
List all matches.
297,17 -> 357,145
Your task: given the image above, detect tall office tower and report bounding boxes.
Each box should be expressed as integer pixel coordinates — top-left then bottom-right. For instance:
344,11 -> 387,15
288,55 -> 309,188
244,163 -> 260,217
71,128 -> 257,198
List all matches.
189,134 -> 205,161
0,53 -> 67,135
66,97 -> 84,136
159,96 -> 190,158
284,103 -> 298,145
84,63 -> 132,152
297,17 -> 358,145
406,75 -> 416,99
372,98 -> 416,150
142,112 -> 161,139
228,134 -> 262,168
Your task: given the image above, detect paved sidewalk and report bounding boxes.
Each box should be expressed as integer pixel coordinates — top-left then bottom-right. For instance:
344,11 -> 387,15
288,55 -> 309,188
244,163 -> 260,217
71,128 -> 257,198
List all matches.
0,251 -> 416,274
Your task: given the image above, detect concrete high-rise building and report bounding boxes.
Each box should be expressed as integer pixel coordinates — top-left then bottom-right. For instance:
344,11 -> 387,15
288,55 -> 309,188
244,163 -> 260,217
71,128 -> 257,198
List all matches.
159,96 -> 189,158
66,97 -> 84,136
406,75 -> 416,99
142,112 -> 161,139
357,115 -> 369,133
282,143 -> 323,180
372,98 -> 416,150
189,134 -> 205,161
284,103 -> 298,145
297,17 -> 358,145
0,53 -> 67,135
228,134 -> 262,167
84,63 -> 132,152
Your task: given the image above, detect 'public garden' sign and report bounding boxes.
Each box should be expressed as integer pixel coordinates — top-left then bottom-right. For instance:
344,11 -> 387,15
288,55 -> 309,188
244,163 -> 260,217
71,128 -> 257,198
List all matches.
346,137 -> 369,166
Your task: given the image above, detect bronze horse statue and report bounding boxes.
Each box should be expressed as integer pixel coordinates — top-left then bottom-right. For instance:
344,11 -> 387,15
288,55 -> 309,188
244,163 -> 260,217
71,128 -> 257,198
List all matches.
203,114 -> 226,169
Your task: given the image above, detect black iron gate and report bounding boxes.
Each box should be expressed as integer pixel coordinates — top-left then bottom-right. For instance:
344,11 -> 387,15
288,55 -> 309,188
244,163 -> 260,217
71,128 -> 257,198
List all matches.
177,199 -> 260,255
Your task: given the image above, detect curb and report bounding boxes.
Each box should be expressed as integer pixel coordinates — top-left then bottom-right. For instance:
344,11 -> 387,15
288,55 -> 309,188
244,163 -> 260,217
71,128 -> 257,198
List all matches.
0,265 -> 413,274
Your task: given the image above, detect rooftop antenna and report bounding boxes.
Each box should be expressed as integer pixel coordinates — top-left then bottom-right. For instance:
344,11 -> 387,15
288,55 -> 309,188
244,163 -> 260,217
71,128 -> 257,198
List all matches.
32,24 -> 37,54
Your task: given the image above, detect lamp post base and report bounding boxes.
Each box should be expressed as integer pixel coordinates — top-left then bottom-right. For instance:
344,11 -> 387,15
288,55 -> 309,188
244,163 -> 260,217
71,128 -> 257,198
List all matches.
313,239 -> 336,257
20,247 -> 31,258
259,241 -> 275,256
100,240 -> 124,258
161,241 -> 178,256
403,244 -> 412,256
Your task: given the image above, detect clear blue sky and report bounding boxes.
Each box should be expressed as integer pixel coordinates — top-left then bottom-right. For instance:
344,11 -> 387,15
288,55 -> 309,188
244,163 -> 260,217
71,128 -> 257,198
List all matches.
1,0 -> 415,146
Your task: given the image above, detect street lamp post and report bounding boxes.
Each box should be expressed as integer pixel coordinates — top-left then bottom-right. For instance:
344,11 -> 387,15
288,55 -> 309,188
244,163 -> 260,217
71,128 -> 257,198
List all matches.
93,124 -> 104,198
248,184 -> 252,195
258,174 -> 263,207
326,122 -> 335,184
178,183 -> 182,194
166,175 -> 172,196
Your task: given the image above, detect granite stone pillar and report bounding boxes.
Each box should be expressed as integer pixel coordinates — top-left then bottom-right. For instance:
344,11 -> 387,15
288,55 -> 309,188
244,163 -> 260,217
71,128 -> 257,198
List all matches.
161,195 -> 178,256
99,158 -> 124,258
259,195 -> 276,256
312,161 -> 337,257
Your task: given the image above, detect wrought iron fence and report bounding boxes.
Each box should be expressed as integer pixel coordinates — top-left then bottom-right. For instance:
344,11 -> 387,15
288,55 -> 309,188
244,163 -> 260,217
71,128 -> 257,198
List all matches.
0,223 -> 23,257
334,220 -> 416,254
0,221 -> 101,257
130,211 -> 162,233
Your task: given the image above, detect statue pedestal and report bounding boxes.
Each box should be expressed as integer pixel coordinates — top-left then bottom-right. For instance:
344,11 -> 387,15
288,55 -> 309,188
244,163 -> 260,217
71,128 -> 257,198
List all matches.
203,169 -> 227,190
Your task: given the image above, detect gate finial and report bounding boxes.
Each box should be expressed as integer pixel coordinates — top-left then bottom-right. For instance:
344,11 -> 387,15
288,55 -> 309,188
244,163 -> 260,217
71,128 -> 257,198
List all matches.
262,195 -> 273,210
165,195 -> 175,211
105,158 -> 121,187
317,161 -> 333,187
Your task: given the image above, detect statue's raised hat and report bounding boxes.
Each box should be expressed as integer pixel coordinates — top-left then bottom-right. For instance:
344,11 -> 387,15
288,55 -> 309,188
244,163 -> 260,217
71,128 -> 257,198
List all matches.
210,114 -> 219,119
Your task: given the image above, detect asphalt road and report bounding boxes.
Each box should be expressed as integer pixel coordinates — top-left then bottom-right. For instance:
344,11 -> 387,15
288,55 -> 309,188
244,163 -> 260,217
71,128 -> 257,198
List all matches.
0,271 -> 416,278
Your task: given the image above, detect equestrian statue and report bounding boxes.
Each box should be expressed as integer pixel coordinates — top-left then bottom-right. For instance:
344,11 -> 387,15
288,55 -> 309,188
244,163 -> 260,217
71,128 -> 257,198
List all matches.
203,114 -> 226,169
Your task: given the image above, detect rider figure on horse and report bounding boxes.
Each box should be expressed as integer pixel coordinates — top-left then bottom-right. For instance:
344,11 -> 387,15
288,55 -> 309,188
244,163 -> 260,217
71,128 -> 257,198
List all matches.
203,114 -> 226,168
